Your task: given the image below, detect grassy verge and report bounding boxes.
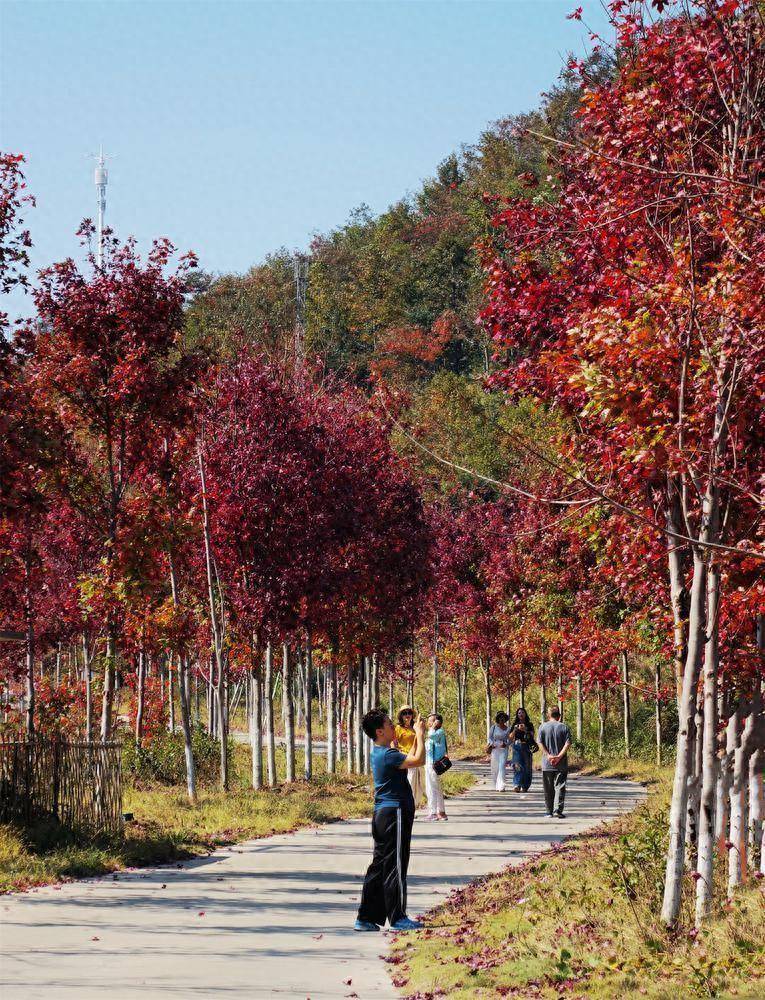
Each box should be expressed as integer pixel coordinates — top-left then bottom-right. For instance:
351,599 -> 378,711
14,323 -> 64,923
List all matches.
389,758 -> 765,1000
0,745 -> 474,893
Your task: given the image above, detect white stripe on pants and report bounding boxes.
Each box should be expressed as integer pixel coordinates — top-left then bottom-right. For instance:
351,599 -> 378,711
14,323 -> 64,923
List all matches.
490,747 -> 508,790
425,763 -> 445,816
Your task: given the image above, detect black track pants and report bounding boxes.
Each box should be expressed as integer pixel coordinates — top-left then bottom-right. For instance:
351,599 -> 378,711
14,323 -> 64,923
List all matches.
542,769 -> 568,816
357,806 -> 414,926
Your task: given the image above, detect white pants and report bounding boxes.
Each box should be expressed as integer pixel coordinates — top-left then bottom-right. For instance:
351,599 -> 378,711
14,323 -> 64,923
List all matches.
407,765 -> 425,807
490,747 -> 508,791
425,763 -> 446,816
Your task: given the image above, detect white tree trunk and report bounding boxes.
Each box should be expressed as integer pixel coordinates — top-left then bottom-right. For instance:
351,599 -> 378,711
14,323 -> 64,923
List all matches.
575,675 -> 583,743
283,644 -> 295,782
622,652 -> 631,758
304,638 -> 313,781
178,656 -> 197,803
264,644 -> 277,787
695,565 -> 719,926
326,656 -> 337,774
661,551 -> 707,926
250,666 -> 263,791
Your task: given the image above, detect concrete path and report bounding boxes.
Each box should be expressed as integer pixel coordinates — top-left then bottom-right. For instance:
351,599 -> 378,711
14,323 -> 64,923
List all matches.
0,765 -> 644,1000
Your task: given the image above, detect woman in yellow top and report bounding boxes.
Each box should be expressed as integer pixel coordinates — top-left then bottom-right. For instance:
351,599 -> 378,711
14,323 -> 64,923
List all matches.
395,706 -> 425,807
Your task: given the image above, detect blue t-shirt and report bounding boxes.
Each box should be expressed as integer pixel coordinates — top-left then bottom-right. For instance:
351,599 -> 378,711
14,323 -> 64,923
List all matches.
426,727 -> 447,763
371,744 -> 415,812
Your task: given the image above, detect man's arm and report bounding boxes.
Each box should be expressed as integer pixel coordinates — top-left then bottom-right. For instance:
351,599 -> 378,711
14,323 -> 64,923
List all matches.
549,736 -> 571,767
399,716 -> 426,769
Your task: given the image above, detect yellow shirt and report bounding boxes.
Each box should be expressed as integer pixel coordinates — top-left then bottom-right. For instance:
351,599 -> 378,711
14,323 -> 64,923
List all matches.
395,725 -> 416,754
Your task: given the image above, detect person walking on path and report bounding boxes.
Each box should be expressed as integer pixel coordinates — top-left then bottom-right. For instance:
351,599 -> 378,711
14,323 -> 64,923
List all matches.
394,706 -> 425,809
487,712 -> 511,791
355,708 -> 426,932
425,712 -> 448,821
510,707 -> 536,793
538,707 -> 572,818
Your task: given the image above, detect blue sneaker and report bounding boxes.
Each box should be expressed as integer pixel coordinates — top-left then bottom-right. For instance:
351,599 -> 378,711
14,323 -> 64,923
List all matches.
390,916 -> 423,931
354,919 -> 380,932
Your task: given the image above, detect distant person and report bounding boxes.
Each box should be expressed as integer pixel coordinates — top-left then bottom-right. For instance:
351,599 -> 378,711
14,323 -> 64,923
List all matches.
537,707 -> 572,818
425,712 -> 448,821
395,706 -> 424,808
355,708 -> 426,932
487,711 -> 511,791
510,707 -> 536,793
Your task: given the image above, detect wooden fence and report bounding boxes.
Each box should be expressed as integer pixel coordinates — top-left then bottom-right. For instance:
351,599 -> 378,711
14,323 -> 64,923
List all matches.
0,738 -> 123,835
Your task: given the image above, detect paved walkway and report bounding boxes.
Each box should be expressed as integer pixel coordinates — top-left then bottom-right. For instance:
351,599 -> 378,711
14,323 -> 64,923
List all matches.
0,765 -> 644,1000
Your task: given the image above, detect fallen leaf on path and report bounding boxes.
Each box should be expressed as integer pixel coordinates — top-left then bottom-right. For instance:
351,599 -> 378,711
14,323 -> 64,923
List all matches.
160,884 -> 167,889
343,979 -> 352,986
312,934 -> 323,940
198,911 -> 205,916
91,936 -> 99,941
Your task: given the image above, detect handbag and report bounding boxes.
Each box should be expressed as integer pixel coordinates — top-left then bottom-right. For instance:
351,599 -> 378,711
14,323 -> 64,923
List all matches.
433,755 -> 452,776
433,732 -> 452,775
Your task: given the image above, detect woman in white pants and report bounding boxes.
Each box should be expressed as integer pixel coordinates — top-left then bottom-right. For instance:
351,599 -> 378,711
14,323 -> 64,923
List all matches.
425,713 -> 448,820
487,712 -> 511,791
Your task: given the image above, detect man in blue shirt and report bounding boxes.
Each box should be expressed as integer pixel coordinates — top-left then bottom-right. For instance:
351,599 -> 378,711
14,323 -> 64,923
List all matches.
355,708 -> 426,932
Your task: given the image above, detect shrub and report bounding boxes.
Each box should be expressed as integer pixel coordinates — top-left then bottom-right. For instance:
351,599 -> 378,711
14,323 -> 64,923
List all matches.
123,726 -> 224,786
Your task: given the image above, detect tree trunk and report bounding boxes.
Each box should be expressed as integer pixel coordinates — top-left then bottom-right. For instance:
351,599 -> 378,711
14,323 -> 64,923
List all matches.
597,684 -> 606,756
178,656 -> 197,803
687,693 -> 704,866
83,635 -> 93,743
304,637 -> 313,781
540,660 -> 548,725
168,658 -> 176,734
250,664 -> 263,791
519,669 -> 525,711
655,662 -> 662,766
728,697 -> 755,893
667,485 -> 690,705
326,653 -> 337,774
480,656 -> 491,741
662,550 -> 708,926
407,645 -> 415,707
100,628 -> 117,741
717,700 -> 738,844
346,662 -> 354,774
215,665 -> 228,791
265,643 -> 277,786
695,564 -> 720,926
557,669 -> 563,719
25,616 -> 35,737
135,650 -> 146,744
622,651 -> 631,758
355,656 -> 364,774
748,746 -> 763,872
283,645 -> 295,783
432,617 -> 439,714
575,675 -> 583,743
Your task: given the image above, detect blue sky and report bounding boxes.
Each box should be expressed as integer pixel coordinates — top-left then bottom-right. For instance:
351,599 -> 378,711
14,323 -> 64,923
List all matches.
1,0 -> 610,317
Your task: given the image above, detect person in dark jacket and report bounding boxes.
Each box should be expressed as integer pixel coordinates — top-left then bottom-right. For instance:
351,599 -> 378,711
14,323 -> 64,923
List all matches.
509,707 -> 535,793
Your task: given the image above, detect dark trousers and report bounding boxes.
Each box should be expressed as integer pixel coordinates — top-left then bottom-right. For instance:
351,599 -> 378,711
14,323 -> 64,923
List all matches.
542,769 -> 567,816
512,744 -> 533,791
357,806 -> 414,926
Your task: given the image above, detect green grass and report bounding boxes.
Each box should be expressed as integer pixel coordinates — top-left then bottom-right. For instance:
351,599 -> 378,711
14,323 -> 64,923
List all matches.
0,743 -> 474,893
389,757 -> 765,1000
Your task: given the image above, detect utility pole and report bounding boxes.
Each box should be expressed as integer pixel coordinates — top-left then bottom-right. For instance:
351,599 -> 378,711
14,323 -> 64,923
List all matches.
293,252 -> 308,365
93,147 -> 108,269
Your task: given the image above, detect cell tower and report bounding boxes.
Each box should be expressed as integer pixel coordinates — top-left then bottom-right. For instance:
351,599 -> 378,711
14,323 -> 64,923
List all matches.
293,252 -> 308,365
94,147 -> 108,269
